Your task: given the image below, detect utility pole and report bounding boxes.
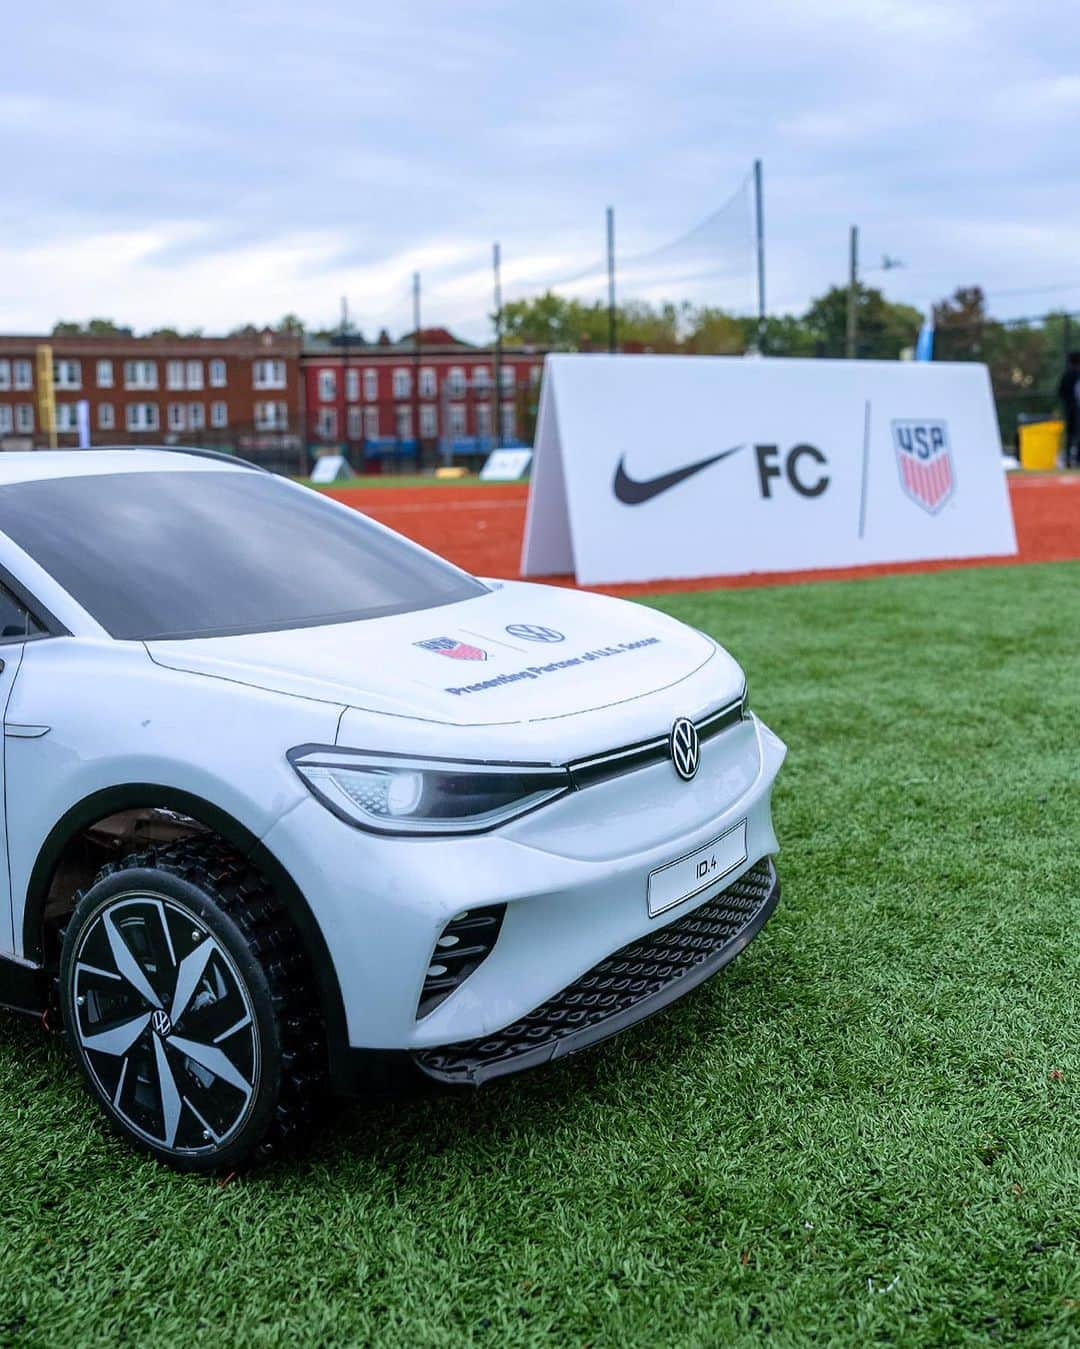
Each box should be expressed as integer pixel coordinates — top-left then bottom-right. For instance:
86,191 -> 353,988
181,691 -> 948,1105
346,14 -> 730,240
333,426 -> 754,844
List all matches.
412,271 -> 422,466
606,206 -> 617,354
753,159 -> 766,352
493,241 -> 503,448
339,296 -> 351,457
846,226 -> 859,359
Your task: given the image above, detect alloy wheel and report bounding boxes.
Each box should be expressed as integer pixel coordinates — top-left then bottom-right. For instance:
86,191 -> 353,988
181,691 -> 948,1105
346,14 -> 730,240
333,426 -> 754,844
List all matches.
70,892 -> 260,1156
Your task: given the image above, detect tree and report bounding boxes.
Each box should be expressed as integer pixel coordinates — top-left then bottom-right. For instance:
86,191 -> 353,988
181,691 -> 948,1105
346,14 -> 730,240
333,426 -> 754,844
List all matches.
51,318 -> 134,338
803,286 -> 922,359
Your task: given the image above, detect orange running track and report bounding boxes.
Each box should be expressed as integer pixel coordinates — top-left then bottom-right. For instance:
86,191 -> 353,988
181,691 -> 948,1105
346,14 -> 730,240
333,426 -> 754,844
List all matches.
327,475 -> 1080,596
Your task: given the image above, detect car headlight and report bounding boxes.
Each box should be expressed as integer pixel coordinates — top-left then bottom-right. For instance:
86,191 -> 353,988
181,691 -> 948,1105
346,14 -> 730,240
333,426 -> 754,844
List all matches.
288,746 -> 572,835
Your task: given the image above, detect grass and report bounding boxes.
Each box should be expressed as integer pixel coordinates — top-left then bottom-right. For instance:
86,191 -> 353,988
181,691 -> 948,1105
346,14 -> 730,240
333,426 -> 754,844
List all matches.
1,561 -> 1077,1347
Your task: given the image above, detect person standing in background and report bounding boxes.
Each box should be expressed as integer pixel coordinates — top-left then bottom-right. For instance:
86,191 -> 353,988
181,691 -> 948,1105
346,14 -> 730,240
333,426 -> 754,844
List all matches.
1058,351 -> 1080,467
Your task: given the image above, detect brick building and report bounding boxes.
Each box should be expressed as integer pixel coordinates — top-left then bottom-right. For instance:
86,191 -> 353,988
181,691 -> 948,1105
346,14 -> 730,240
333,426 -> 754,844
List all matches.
0,329 -> 304,471
301,328 -> 545,470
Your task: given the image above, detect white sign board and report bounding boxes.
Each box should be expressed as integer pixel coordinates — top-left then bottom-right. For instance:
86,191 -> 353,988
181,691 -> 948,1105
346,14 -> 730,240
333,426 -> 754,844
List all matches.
480,447 -> 532,481
521,354 -> 1017,586
310,453 -> 353,484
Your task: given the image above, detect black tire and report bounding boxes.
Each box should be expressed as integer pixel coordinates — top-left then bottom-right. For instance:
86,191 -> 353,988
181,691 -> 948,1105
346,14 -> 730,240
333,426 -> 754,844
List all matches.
59,838 -> 326,1173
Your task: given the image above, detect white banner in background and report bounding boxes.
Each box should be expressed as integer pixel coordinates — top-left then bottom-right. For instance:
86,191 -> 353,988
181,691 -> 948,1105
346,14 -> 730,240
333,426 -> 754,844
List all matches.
521,355 -> 1017,586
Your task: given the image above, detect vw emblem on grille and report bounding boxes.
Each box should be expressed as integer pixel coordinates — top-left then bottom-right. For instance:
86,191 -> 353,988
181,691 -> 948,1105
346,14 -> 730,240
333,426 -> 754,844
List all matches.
670,717 -> 700,782
151,1010 -> 173,1037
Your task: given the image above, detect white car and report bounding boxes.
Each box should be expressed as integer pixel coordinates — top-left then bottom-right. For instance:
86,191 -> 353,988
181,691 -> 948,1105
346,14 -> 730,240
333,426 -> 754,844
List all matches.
0,449 -> 786,1171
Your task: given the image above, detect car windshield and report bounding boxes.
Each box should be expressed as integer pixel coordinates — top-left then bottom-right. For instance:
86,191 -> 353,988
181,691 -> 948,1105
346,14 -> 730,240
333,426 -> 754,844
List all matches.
0,468 -> 487,640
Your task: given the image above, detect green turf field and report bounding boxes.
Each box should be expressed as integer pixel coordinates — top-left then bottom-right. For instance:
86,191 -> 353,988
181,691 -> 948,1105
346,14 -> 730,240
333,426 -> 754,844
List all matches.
1,562 -> 1077,1347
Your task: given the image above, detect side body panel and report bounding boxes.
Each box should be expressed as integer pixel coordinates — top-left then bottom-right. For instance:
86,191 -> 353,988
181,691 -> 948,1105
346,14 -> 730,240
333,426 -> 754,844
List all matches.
0,644 -> 25,954
5,638 -> 343,960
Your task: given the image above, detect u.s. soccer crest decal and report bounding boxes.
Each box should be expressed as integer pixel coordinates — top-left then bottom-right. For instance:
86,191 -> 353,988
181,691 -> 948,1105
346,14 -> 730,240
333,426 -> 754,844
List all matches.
414,636 -> 488,661
892,420 -> 955,515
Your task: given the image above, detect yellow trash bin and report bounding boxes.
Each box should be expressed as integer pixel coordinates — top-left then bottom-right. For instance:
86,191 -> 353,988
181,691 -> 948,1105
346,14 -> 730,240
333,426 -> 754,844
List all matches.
1018,419 -> 1062,470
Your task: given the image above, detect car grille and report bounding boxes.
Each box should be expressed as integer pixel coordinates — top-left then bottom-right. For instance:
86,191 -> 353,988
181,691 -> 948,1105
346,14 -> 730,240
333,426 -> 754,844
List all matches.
567,693 -> 746,789
414,857 -> 777,1085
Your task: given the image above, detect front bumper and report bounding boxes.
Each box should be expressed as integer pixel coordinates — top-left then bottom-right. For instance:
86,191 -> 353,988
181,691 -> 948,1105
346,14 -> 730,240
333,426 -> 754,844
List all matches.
414,856 -> 778,1085
259,713 -> 786,1074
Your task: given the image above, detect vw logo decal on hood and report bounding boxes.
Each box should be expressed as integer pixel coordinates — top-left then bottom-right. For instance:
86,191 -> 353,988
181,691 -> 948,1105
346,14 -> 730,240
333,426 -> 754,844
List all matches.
505,624 -> 565,643
670,717 -> 700,781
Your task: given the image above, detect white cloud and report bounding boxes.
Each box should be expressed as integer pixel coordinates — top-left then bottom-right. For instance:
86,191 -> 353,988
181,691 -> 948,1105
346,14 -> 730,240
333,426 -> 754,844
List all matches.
1,0 -> 1078,332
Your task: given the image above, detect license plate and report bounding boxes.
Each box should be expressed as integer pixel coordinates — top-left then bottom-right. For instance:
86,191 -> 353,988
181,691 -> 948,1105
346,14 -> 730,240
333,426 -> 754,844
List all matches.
647,821 -> 748,918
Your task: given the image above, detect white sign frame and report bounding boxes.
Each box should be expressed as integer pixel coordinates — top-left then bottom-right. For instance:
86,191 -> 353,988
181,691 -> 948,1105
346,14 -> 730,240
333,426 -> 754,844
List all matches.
522,354 -> 1017,586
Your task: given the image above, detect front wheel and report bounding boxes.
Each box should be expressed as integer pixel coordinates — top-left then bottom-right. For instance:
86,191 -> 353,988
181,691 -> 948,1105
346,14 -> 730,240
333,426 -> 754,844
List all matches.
59,840 -> 325,1173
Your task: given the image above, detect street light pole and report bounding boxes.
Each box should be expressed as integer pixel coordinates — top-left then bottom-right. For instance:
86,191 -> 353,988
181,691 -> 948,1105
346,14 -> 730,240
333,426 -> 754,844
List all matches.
493,241 -> 503,449
606,206 -> 617,354
846,226 -> 859,359
753,159 -> 766,351
412,271 -> 421,468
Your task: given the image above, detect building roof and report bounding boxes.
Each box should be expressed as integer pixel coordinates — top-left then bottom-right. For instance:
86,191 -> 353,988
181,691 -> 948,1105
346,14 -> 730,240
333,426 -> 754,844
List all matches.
0,330 -> 301,357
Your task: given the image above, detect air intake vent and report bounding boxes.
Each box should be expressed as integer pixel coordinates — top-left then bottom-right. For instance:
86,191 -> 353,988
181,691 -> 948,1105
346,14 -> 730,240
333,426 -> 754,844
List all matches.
417,905 -> 506,1019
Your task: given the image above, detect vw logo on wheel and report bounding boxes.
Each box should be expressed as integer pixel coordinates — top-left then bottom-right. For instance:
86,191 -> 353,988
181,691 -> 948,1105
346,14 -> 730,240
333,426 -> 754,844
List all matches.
670,717 -> 700,782
151,1009 -> 173,1037
506,624 -> 565,643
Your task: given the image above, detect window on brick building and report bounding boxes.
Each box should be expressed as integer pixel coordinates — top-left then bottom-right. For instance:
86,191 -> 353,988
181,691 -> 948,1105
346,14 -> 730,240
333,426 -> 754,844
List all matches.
472,365 -> 491,392
501,401 -> 517,440
209,359 -> 227,387
97,359 -> 114,388
189,403 -> 206,430
318,369 -> 336,402
125,361 -> 158,390
419,404 -> 438,438
13,360 -> 32,390
363,369 -> 378,401
446,366 -> 465,397
126,402 -> 160,431
0,360 -> 11,391
167,360 -> 185,390
167,404 -> 186,432
392,368 -> 411,399
54,359 -> 81,390
186,361 -> 203,390
419,367 -> 436,398
345,368 -> 359,402
55,403 -> 78,431
363,407 -> 379,439
211,400 -> 228,428
254,401 -> 287,431
347,406 -> 363,440
449,404 -> 467,437
0,407 -> 12,434
395,406 -> 412,440
15,404 -> 34,433
316,408 -> 337,439
254,359 -> 286,389
476,403 -> 492,439
98,403 -> 114,430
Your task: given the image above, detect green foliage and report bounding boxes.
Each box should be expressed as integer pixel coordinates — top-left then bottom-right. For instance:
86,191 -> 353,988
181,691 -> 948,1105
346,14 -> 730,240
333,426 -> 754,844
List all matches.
50,318 -> 134,338
1,562 -> 1078,1346
500,288 -> 922,359
804,285 -> 923,359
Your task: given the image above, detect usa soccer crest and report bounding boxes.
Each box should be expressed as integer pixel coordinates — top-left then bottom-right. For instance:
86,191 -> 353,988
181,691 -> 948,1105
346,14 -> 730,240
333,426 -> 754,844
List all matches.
414,636 -> 488,661
892,420 -> 955,515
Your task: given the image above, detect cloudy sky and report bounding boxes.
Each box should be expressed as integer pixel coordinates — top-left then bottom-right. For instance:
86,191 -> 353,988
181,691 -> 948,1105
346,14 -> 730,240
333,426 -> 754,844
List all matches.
2,0 -> 1078,340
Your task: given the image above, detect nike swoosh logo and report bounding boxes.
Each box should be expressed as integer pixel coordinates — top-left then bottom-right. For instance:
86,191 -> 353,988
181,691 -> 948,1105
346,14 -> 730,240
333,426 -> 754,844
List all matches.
613,444 -> 746,505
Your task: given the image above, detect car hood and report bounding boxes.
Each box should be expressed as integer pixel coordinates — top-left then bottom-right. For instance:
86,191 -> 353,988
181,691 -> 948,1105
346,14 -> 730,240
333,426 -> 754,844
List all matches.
145,580 -> 723,728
